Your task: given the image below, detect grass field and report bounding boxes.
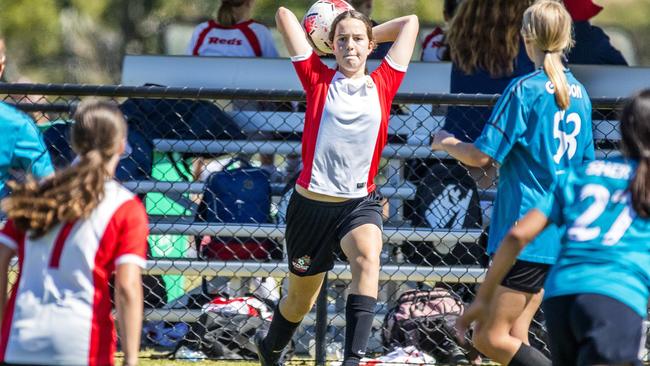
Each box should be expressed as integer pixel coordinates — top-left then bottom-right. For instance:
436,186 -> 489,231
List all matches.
119,350 -> 317,366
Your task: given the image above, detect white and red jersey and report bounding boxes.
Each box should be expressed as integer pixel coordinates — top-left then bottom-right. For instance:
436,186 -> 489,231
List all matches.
421,26 -> 446,62
292,51 -> 407,198
186,19 -> 278,58
0,181 -> 149,366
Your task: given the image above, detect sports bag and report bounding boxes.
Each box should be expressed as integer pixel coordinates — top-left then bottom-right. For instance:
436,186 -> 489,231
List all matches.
195,158 -> 281,261
176,295 -> 294,360
381,288 -> 476,364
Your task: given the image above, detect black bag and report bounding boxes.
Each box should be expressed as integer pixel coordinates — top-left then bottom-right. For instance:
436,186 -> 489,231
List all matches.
381,289 -> 475,364
176,295 -> 293,360
185,312 -> 267,359
404,161 -> 487,266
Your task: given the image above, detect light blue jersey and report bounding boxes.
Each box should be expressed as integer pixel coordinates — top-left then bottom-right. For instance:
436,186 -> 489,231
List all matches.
538,158 -> 650,317
475,69 -> 595,263
0,102 -> 54,198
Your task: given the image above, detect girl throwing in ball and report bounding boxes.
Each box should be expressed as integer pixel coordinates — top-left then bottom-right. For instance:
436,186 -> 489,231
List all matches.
255,5 -> 418,366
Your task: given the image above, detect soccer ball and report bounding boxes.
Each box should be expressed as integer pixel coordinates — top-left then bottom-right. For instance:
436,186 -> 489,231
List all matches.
302,0 -> 355,54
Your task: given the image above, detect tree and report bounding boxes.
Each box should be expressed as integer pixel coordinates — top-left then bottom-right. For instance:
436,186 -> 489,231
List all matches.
0,0 -> 647,83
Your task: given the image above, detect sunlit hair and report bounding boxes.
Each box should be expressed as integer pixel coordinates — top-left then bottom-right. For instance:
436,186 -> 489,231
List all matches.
521,0 -> 574,110
620,89 -> 650,218
328,10 -> 374,74
217,0 -> 248,26
328,10 -> 374,46
447,0 -> 533,77
2,100 -> 127,238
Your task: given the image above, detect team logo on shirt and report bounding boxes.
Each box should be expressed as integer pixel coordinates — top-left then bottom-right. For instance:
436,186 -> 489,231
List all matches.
365,77 -> 374,89
208,37 -> 243,45
292,255 -> 311,273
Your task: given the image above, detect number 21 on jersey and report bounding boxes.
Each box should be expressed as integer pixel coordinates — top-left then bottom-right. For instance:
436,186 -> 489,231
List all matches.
553,110 -> 582,163
567,184 -> 635,246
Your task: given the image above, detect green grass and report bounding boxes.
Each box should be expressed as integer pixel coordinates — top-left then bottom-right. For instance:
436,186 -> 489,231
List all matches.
119,350 -> 317,366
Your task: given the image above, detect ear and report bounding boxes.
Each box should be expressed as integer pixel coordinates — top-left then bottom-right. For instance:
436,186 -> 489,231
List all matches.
368,40 -> 376,52
118,137 -> 126,156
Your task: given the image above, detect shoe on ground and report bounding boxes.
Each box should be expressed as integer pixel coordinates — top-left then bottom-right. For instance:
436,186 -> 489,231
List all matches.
254,330 -> 286,366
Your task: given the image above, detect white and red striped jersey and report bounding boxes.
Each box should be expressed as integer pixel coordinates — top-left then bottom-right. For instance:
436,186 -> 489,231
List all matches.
292,51 -> 406,198
186,19 -> 278,58
421,26 -> 446,62
0,181 -> 149,366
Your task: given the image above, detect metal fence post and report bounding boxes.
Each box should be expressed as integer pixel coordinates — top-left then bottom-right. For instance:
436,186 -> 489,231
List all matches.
315,273 -> 328,366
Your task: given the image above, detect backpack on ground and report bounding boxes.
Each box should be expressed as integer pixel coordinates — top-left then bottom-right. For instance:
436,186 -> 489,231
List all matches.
175,295 -> 293,360
381,288 -> 478,364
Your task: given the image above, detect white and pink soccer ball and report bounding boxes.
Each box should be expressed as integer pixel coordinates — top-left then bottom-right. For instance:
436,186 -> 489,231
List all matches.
302,0 -> 355,54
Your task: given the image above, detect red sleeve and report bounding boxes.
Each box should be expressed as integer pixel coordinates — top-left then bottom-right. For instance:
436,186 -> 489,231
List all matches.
0,220 -> 23,252
112,198 -> 149,268
291,51 -> 330,92
371,55 -> 407,106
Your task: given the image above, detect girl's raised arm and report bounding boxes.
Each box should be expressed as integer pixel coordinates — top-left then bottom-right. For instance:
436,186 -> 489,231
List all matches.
373,15 -> 419,67
275,7 -> 313,57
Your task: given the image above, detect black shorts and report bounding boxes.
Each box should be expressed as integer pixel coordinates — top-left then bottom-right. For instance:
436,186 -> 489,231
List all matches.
500,259 -> 550,293
543,294 -> 643,366
285,190 -> 383,276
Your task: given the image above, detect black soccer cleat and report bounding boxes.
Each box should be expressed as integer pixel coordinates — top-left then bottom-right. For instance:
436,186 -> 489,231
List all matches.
254,330 -> 285,366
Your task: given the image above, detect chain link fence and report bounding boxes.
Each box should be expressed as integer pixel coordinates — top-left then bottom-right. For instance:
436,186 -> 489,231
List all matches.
1,83 -> 645,364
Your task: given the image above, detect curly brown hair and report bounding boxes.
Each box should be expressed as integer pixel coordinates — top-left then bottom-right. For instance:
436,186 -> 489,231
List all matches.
447,0 -> 533,77
2,100 -> 127,238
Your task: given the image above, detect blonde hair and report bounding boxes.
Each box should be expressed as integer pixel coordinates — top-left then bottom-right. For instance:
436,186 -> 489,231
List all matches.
521,0 -> 574,110
2,100 -> 127,238
217,0 -> 248,26
447,0 -> 533,77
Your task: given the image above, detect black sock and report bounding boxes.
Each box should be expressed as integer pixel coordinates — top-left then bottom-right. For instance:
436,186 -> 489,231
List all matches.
508,344 -> 552,366
343,294 -> 377,366
262,304 -> 301,355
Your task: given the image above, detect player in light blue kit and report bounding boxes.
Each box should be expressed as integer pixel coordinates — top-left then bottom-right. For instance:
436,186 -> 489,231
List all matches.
458,89 -> 650,365
0,38 -> 53,200
432,1 -> 594,365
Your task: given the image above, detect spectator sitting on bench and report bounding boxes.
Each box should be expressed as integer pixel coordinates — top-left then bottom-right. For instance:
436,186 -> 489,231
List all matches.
563,0 -> 627,65
444,0 -> 535,189
187,0 -> 283,181
420,0 -> 463,62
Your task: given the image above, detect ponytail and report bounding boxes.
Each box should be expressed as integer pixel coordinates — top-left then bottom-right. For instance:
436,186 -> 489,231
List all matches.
521,0 -> 574,110
620,89 -> 650,218
2,99 -> 127,238
3,151 -> 108,238
544,52 -> 571,110
630,155 -> 650,218
217,0 -> 248,27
